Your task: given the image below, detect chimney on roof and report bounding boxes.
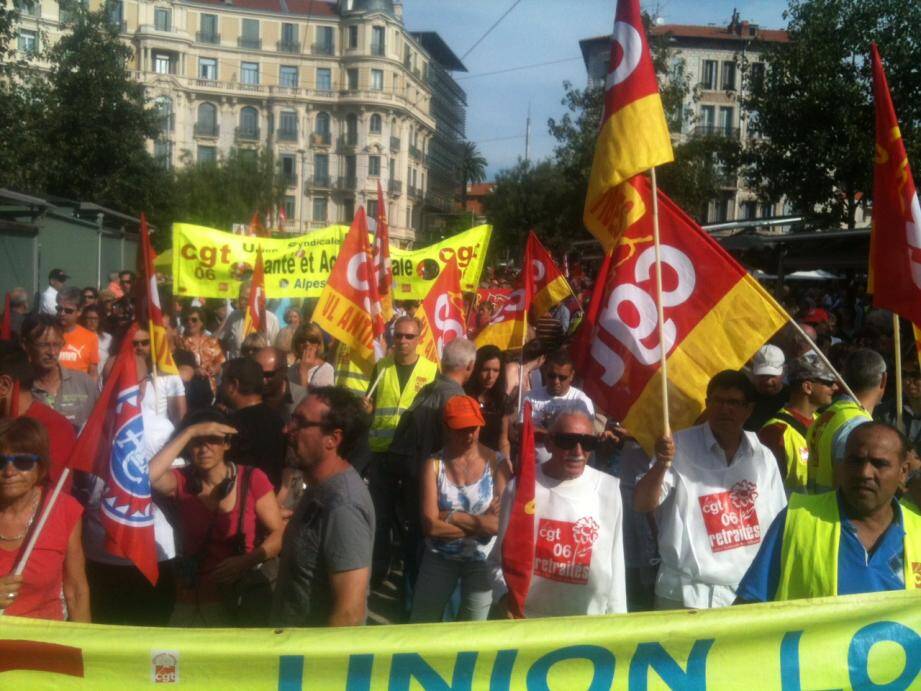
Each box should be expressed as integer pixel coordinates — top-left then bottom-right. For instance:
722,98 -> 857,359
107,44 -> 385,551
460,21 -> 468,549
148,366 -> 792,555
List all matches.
729,8 -> 741,34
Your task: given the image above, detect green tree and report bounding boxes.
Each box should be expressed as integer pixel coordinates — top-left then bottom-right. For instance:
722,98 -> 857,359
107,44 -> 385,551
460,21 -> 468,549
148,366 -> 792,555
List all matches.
458,140 -> 487,209
743,0 -> 921,229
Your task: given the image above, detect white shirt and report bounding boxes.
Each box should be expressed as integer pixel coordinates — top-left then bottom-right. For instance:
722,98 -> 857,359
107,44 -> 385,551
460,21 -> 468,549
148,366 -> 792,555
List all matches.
141,374 -> 185,419
522,385 -> 595,462
40,285 -> 58,315
488,464 -> 626,617
648,422 -> 787,608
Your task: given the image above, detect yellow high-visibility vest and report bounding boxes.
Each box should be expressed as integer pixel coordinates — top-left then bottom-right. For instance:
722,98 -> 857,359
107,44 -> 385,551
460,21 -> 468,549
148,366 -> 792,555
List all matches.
805,398 -> 868,493
762,407 -> 814,494
367,355 -> 437,453
334,344 -> 372,396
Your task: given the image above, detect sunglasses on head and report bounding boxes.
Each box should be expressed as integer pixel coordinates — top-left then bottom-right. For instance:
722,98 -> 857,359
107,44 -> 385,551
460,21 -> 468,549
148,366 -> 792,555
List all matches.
0,453 -> 41,472
551,433 -> 598,452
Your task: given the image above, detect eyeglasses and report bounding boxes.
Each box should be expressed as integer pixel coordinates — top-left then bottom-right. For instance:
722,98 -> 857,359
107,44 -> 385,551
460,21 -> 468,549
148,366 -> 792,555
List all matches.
132,339 -> 151,347
550,433 -> 598,452
0,454 -> 41,472
708,396 -> 749,410
55,305 -> 77,315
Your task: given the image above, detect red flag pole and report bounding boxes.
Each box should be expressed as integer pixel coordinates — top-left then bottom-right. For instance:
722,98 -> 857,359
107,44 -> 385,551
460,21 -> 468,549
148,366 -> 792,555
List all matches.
649,168 -> 671,437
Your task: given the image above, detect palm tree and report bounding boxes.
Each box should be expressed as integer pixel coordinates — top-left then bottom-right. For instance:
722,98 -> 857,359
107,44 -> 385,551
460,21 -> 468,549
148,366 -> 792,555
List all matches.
458,140 -> 487,209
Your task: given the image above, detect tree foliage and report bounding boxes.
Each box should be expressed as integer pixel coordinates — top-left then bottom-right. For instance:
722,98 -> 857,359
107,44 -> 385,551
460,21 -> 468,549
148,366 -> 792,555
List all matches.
743,0 -> 921,229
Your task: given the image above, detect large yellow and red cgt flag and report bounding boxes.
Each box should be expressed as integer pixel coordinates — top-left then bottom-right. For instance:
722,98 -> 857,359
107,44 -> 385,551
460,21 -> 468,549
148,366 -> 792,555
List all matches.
584,0 -> 673,249
579,176 -> 787,452
417,257 -> 465,361
373,180 -> 394,322
868,43 -> 921,326
313,208 -> 383,366
475,241 -> 535,351
137,214 -> 177,375
242,246 -> 267,337
526,231 -> 576,318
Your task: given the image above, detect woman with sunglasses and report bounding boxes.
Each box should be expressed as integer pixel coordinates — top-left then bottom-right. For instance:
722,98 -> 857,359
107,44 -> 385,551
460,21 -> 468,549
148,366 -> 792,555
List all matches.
149,409 -> 284,626
411,395 -> 509,622
0,418 -> 90,621
288,323 -> 334,389
465,345 -> 511,458
179,305 -> 225,393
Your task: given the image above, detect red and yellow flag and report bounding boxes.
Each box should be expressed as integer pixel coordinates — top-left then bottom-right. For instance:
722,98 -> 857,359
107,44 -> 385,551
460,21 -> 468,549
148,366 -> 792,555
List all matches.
242,246 -> 266,337
137,214 -> 177,375
373,180 -> 394,322
313,208 -> 383,365
579,176 -> 787,452
417,257 -> 465,361
501,400 -> 536,619
526,231 -> 575,318
869,43 -> 921,326
584,0 -> 673,248
475,251 -> 533,352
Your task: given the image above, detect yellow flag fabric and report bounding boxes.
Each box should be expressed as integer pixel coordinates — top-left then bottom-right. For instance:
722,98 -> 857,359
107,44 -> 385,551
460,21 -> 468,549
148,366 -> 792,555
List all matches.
1,590 -> 919,689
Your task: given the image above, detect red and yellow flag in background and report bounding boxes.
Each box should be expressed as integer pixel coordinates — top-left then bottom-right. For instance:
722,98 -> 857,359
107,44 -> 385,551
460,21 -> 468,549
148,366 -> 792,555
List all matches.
242,246 -> 266,337
868,43 -> 921,327
137,214 -> 177,375
526,231 -> 575,317
579,176 -> 787,452
475,240 -> 534,351
313,208 -> 381,366
584,0 -> 673,249
417,257 -> 465,361
373,181 -> 394,322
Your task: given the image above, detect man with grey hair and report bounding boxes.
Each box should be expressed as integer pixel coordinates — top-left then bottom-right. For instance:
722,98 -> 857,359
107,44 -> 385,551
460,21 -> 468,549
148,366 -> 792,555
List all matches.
488,407 -> 627,617
807,348 -> 887,494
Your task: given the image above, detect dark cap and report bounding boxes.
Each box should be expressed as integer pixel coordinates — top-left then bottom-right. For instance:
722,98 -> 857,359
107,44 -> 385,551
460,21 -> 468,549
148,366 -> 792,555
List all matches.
48,268 -> 69,282
788,352 -> 836,384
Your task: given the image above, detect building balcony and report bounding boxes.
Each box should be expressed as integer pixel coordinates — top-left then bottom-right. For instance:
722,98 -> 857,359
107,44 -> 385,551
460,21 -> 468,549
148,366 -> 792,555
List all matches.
390,136 -> 401,152
235,126 -> 260,141
193,122 -> 219,138
388,179 -> 402,196
196,31 -> 220,44
335,177 -> 358,191
277,127 -> 298,142
307,175 -> 331,190
238,37 -> 262,50
409,145 -> 421,161
277,40 -> 300,53
370,42 -> 385,56
337,134 -> 358,150
692,125 -> 740,139
282,174 -> 298,188
309,132 -> 331,146
15,1 -> 41,18
312,43 -> 335,56
407,185 -> 422,200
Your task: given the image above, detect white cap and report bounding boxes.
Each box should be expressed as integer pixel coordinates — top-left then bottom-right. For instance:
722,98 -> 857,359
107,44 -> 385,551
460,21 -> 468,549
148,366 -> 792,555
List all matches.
752,344 -> 785,377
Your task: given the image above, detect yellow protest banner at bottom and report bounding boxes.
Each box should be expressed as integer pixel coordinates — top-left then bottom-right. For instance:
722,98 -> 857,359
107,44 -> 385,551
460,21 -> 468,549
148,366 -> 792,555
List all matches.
1,590 -> 919,689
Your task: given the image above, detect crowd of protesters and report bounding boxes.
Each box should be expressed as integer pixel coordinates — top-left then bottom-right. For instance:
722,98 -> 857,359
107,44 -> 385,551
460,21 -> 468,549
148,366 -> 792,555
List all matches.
0,261 -> 919,629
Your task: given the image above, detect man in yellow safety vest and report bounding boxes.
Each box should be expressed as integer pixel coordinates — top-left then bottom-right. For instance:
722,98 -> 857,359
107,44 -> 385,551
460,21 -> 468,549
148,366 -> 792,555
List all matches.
736,421 -> 921,602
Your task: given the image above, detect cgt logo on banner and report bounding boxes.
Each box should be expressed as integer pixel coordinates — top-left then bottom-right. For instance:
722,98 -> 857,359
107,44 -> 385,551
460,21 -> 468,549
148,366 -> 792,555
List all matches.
1,591 -> 921,689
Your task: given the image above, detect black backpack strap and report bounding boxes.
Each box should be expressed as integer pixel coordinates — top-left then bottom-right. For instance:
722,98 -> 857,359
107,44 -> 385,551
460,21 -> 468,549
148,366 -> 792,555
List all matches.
771,411 -> 808,438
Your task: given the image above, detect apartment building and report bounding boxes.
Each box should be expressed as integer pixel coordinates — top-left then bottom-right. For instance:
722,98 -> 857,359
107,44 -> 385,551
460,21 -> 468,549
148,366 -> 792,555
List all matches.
13,0 -> 467,245
579,14 -> 790,225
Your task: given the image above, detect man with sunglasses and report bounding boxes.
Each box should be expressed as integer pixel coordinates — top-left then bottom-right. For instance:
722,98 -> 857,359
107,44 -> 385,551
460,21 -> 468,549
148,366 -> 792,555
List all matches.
634,370 -> 787,610
759,353 -> 839,494
56,286 -> 100,381
489,408 -> 627,617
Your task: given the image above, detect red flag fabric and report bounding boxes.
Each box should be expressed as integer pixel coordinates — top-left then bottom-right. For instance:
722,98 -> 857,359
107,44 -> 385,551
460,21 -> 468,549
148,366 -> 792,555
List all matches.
572,248 -> 615,373
373,180 -> 394,322
248,211 -> 268,238
137,214 -> 177,375
243,246 -> 267,336
501,400 -> 537,619
417,257 -> 465,361
526,231 -> 576,317
1,292 -> 10,340
868,43 -> 921,325
475,242 -> 535,351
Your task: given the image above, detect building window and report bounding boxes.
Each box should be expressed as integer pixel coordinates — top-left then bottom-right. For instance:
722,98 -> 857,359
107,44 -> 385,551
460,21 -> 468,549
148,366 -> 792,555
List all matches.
314,153 -> 329,184
280,22 -> 298,52
154,7 -> 171,31
154,140 -> 171,168
241,62 -> 259,85
741,201 -> 757,220
316,67 -> 332,92
368,155 -> 380,177
343,198 -> 355,223
721,61 -> 736,91
199,13 -> 218,43
345,113 -> 357,145
347,25 -> 358,49
699,105 -> 716,134
155,96 -> 172,133
314,112 -> 330,136
347,68 -> 358,91
316,26 -> 334,54
371,26 -> 385,56
750,62 -> 765,93
345,155 -> 357,181
198,145 -> 216,163
17,29 -> 37,54
107,0 -> 123,28
389,157 -> 396,179
761,202 -> 774,219
153,53 -> 172,75
280,65 -> 298,87
280,154 -> 296,181
312,196 -> 327,222
239,106 -> 259,137
371,69 -> 383,91
369,113 -> 382,134
196,102 -> 218,135
283,196 -> 296,222
240,18 -> 260,49
278,110 -> 297,140
367,199 -> 378,220
701,60 -> 717,90
719,106 -> 734,135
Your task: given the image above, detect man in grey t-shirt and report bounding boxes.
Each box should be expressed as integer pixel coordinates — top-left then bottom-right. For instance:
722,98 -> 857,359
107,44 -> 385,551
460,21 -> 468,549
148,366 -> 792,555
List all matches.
272,387 -> 374,627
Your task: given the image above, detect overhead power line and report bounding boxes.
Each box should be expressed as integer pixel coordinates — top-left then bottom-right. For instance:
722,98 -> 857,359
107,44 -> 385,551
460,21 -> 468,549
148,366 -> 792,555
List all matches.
456,57 -> 583,81
460,0 -> 525,61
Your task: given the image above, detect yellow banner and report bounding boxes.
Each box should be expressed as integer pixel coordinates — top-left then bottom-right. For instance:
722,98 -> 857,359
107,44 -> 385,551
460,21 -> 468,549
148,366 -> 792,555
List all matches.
171,224 -> 492,300
1,591 -> 919,689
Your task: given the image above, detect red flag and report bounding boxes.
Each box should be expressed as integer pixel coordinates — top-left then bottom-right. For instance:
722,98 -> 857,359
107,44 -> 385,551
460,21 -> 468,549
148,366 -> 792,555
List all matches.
572,249 -> 615,373
868,43 -> 921,325
137,214 -> 177,375
501,400 -> 536,619
278,205 -> 288,228
475,241 -> 535,351
373,180 -> 394,321
0,292 -> 10,340
243,246 -> 267,336
248,211 -> 268,238
417,257 -> 465,361
526,231 -> 576,317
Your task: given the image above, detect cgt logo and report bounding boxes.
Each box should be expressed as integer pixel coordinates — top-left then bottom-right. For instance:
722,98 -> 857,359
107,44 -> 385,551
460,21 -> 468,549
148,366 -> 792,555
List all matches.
0,640 -> 84,677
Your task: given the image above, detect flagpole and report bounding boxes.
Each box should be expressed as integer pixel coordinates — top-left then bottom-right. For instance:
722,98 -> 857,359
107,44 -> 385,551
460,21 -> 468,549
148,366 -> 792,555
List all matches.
649,168 -> 671,437
894,314 -> 904,432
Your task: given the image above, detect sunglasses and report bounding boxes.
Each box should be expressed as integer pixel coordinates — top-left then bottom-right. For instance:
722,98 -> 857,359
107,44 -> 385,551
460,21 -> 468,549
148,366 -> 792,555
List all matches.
393,332 -> 417,341
551,433 -> 598,452
133,339 -> 151,347
0,453 -> 41,472
289,415 -> 325,431
55,305 -> 77,315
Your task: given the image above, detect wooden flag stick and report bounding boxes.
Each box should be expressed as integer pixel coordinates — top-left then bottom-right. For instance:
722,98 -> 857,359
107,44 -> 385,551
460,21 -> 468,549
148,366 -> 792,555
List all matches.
366,366 -> 386,398
649,168 -> 671,437
894,314 -> 904,432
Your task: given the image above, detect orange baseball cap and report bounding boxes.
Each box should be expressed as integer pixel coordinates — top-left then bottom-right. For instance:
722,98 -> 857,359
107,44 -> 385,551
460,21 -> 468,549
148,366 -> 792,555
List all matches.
443,395 -> 485,430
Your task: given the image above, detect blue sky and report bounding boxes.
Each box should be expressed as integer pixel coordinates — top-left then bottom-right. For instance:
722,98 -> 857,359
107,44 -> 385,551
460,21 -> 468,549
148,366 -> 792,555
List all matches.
402,0 -> 788,177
